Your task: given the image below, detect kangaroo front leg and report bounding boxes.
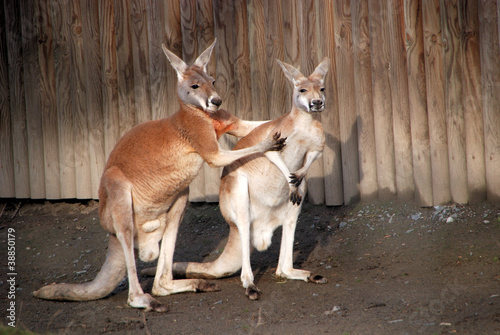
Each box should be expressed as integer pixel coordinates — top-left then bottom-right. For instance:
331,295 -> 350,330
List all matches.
264,151 -> 302,205
152,190 -> 220,296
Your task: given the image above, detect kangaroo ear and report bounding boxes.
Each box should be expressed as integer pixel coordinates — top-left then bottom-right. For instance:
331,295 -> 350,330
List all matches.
162,44 -> 188,79
194,38 -> 217,72
310,57 -> 330,83
276,59 -> 306,85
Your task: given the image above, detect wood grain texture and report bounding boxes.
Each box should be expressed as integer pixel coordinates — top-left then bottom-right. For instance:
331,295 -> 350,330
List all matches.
422,0 -> 452,205
404,0 -> 433,206
459,0 -> 486,202
38,0 -> 61,199
130,0 -> 152,125
368,0 -> 397,199
333,0 -> 360,205
20,0 -> 46,199
81,0 -> 105,199
479,0 -> 500,202
351,0 -> 377,202
114,0 -> 137,137
68,0 -> 92,199
316,0 -> 343,206
388,0 -> 414,200
51,0 -> 77,198
248,0 -> 269,121
0,6 -> 15,197
441,0 -> 468,204
99,1 -> 120,160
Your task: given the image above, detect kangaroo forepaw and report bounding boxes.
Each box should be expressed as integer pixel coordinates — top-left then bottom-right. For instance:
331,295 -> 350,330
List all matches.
245,285 -> 261,300
290,189 -> 302,205
271,132 -> 287,151
289,172 -> 303,187
308,273 -> 328,284
197,280 -> 221,292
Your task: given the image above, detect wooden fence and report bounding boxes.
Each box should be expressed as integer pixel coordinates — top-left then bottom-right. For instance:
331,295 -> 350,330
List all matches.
1,0 -> 499,206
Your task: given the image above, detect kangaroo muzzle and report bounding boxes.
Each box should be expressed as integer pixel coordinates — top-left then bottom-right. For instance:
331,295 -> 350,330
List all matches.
206,96 -> 222,112
310,99 -> 324,112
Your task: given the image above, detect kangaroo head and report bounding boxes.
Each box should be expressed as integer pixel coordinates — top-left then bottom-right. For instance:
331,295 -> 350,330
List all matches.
162,39 -> 222,113
277,57 -> 330,113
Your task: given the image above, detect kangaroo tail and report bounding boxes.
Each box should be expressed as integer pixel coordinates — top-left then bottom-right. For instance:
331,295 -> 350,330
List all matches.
33,235 -> 126,301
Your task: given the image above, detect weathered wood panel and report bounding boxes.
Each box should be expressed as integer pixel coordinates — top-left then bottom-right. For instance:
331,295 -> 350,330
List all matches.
333,0 -> 359,205
441,0 -> 468,204
1,0 -> 499,206
316,0 -> 343,206
368,0 -> 397,199
460,0 -> 486,203
0,6 -> 15,198
351,0 -> 377,202
479,0 -> 500,202
51,0 -> 77,198
423,0 -> 452,205
404,0 -> 433,206
388,0 -> 414,200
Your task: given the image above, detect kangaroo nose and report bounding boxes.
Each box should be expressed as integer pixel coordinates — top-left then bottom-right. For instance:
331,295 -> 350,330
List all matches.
211,97 -> 222,107
312,99 -> 323,106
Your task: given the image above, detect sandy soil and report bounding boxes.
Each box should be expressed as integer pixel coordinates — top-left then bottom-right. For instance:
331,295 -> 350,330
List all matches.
0,199 -> 499,334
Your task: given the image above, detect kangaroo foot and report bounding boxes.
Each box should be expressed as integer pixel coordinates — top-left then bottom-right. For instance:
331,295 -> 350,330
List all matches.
308,273 -> 328,284
128,293 -> 167,312
245,284 -> 261,300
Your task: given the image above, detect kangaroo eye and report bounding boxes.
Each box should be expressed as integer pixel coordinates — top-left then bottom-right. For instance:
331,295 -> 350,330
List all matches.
299,89 -> 307,93
212,81 -> 216,86
320,87 -> 325,92
191,84 -> 200,89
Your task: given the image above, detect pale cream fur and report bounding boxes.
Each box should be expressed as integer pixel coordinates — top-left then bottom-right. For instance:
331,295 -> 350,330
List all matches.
33,40 -> 285,312
170,58 -> 330,300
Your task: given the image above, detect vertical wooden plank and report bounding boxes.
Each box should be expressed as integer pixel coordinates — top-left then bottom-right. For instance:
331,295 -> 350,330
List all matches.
0,5 -> 15,197
181,0 -> 205,202
114,1 -> 136,137
459,0 -> 486,203
68,0 -> 92,199
479,0 -> 500,202
368,1 -> 396,199
181,0 -> 198,64
351,0 -> 378,202
265,0 -> 285,121
81,0 -> 105,199
332,0 -> 359,205
404,0 -> 433,206
297,0 -> 324,204
197,0 -> 219,202
130,0 -> 152,125
422,0 -> 451,205
146,0 -> 169,120
441,0 -> 468,204
248,0 -> 269,121
20,0 -> 46,199
388,0 -> 414,200
38,0 -> 60,199
234,0 -> 252,122
163,0 -> 182,118
51,0 -> 77,198
100,1 -> 120,160
281,0 -> 299,113
316,0 -> 344,206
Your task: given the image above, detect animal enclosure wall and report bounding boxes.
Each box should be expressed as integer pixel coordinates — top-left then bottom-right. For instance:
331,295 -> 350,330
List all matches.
1,0 -> 499,206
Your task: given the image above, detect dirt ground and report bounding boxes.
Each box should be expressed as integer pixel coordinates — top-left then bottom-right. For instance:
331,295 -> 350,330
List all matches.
0,198 -> 499,334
